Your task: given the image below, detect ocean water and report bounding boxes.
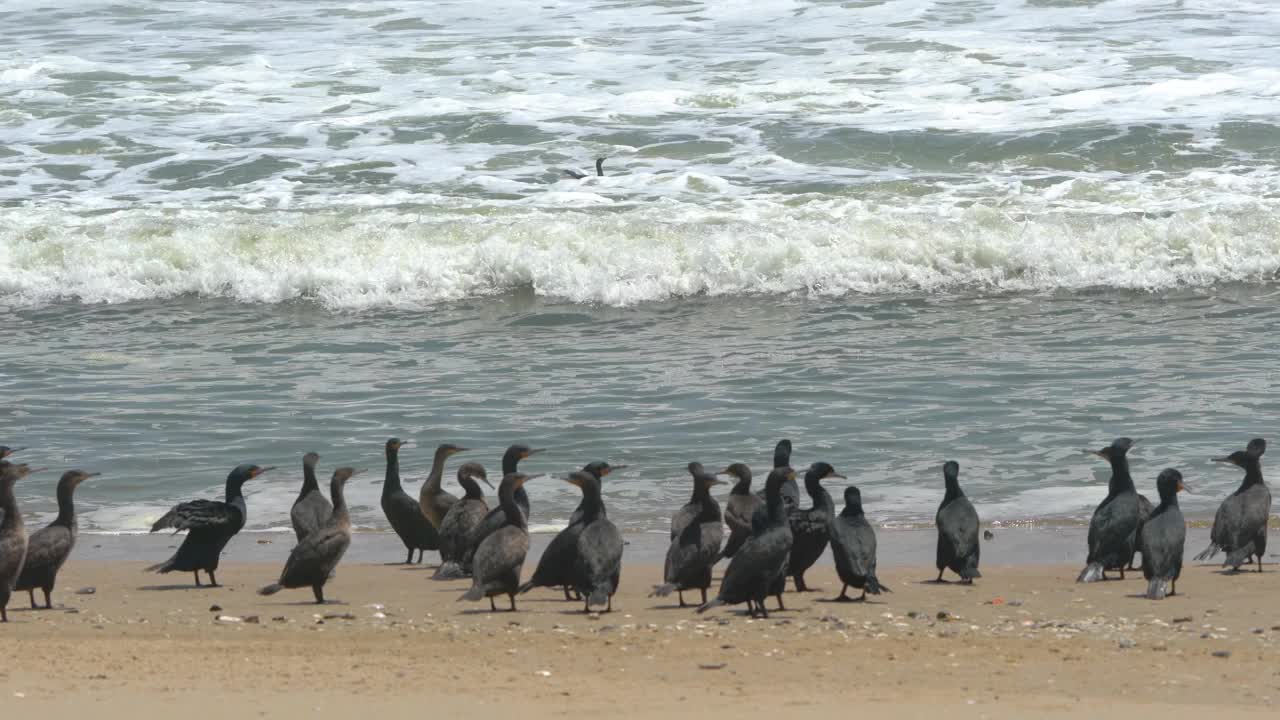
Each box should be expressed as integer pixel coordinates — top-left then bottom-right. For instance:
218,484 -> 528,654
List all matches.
3,1 -> 1279,534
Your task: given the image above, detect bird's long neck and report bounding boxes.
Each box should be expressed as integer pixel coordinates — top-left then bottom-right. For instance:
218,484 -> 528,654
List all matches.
330,478 -> 350,525
53,480 -> 77,528
425,450 -> 449,493
804,472 -> 832,511
943,473 -> 964,503
460,477 -> 485,500
1240,458 -> 1265,489
383,448 -> 402,497
841,500 -> 864,519
1108,455 -> 1135,495
693,482 -> 720,522
499,482 -> 526,530
773,446 -> 790,468
578,482 -> 605,523
0,481 -> 20,531
302,460 -> 319,493
1157,487 -> 1180,509
225,478 -> 245,503
729,475 -> 751,496
766,484 -> 786,525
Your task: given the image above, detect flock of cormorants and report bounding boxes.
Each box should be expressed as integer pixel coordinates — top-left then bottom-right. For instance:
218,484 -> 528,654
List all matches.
0,436 -> 1271,622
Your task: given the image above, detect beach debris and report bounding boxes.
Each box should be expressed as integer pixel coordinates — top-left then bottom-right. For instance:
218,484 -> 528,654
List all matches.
323,612 -> 356,620
272,616 -> 287,623
983,530 -> 995,541
1172,616 -> 1193,624
215,615 -> 243,623
937,611 -> 956,622
1212,650 -> 1232,659
1117,638 -> 1136,649
244,615 -> 260,624
699,663 -> 727,670
535,670 -> 552,677
209,604 -> 222,612
75,587 -> 96,595
256,539 -> 271,544
986,597 -> 1005,606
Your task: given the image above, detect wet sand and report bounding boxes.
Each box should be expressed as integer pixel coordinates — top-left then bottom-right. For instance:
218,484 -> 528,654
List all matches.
2,536 -> 1278,718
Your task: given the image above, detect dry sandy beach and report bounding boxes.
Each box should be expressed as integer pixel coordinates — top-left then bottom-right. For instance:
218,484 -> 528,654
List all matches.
2,545 -> 1278,719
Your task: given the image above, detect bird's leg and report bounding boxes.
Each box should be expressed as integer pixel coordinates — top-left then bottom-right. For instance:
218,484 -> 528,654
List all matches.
835,585 -> 850,602
774,593 -> 785,611
1170,579 -> 1177,597
1118,567 -> 1125,581
405,548 -> 414,565
1258,556 -> 1264,573
700,587 -> 708,605
583,597 -> 590,613
1,607 -> 7,623
194,571 -> 202,587
42,588 -> 52,610
794,574 -> 808,593
759,601 -> 769,619
488,597 -> 497,612
859,588 -> 868,602
677,590 -> 686,608
508,595 -> 517,612
936,569 -> 944,583
961,577 -> 973,586
313,585 -> 325,604
562,587 -> 572,602
208,571 -> 219,587
606,595 -> 613,613
28,589 -> 37,609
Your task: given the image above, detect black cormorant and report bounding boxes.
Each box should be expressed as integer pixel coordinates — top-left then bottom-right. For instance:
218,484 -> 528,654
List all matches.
459,444 -> 543,575
1196,438 -> 1270,572
15,469 -> 98,609
260,467 -> 362,603
651,467 -> 724,607
147,464 -> 273,587
787,462 -> 844,592
461,472 -> 533,611
754,439 -> 799,511
1077,438 -> 1139,582
935,460 -> 981,583
829,486 -> 889,601
563,157 -> 606,179
1140,468 -> 1187,599
569,461 -> 625,524
380,438 -> 440,564
566,471 -> 623,613
291,452 -> 331,542
697,467 -> 795,619
0,463 -> 38,622
434,463 -> 492,578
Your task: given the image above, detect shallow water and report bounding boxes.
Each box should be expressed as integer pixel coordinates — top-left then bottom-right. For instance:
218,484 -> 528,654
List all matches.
2,2 -> 1278,533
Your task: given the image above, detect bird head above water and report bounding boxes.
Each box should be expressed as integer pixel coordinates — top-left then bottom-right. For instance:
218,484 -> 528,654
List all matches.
943,460 -> 960,480
718,463 -> 752,482
564,470 -> 600,491
841,486 -> 863,511
1247,438 -> 1267,457
229,464 -> 275,486
1085,437 -> 1137,461
1,463 -> 43,486
773,439 -> 792,468
385,438 -> 410,455
1213,450 -> 1254,468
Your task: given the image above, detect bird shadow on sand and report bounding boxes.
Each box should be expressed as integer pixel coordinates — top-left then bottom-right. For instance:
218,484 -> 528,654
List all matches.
137,584 -> 216,592
917,579 -> 976,586
813,596 -> 887,605
457,607 -> 520,615
275,599 -> 350,607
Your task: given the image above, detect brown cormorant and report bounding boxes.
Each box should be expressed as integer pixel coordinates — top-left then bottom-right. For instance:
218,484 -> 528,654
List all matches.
419,443 -> 469,529
147,464 -> 274,587
697,467 -> 795,618
380,438 -> 440,564
460,472 -> 533,611
1077,438 -> 1139,582
935,460 -> 981,583
260,467 -> 362,603
15,469 -> 98,609
1196,438 -> 1270,572
290,452 -> 331,542
458,444 -> 543,575
719,463 -> 762,560
434,463 -> 492,578
1140,469 -> 1187,599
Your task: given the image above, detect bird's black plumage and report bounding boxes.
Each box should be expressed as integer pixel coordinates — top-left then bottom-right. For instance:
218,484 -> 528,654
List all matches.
419,443 -> 469,530
380,438 -> 439,564
568,461 -> 624,525
518,461 -> 618,600
567,471 -> 623,613
787,462 -> 844,592
719,463 -> 762,560
461,472 -> 533,611
1196,438 -> 1270,572
754,439 -> 799,512
563,157 -> 606,180
434,463 -> 492,578
698,467 -> 795,619
459,444 -> 542,575
935,460 -> 981,583
1078,438 -> 1139,582
290,452 -> 331,542
651,466 -> 724,607
1129,492 -> 1154,570
15,470 -> 98,609
829,486 -> 889,602
260,467 -> 361,603
1140,469 -> 1187,599
0,463 -> 35,622
147,464 -> 272,587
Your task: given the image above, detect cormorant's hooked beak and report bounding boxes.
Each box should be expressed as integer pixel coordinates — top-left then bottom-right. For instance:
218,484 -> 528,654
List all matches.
251,466 -> 277,478
522,448 -> 546,458
353,468 -> 368,476
1176,479 -> 1189,493
471,474 -> 494,489
1211,456 -> 1236,465
29,466 -> 50,473
1084,449 -> 1107,459
603,464 -> 627,475
452,446 -> 470,454
826,472 -> 847,480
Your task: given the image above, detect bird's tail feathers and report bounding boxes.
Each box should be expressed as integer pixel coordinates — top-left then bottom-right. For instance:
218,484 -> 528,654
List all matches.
258,584 -> 283,596
1145,577 -> 1169,600
1224,545 -> 1255,570
432,561 -> 468,581
695,597 -> 723,614
1193,543 -> 1220,562
145,560 -> 173,574
649,583 -> 676,598
866,576 -> 890,594
1076,562 -> 1104,583
460,584 -> 485,602
516,581 -> 537,595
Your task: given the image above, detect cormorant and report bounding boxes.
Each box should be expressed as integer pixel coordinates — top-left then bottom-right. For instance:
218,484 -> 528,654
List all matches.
1140,469 -> 1187,599
260,467 -> 362,603
380,438 -> 440,564
458,445 -> 543,575
1196,438 -> 1270,572
434,463 -> 492,578
754,439 -> 799,511
461,472 -> 533,611
0,447 -> 22,529
697,467 -> 795,619
290,452 -> 331,542
670,462 -> 719,540
569,461 -> 625,524
519,461 -> 624,600
566,471 -> 623,613
147,464 -> 273,587
563,157 -> 606,180
829,486 -> 889,601
719,463 -> 762,560
419,443 -> 469,529
1129,493 -> 1154,571
1077,438 -> 1139,582
0,463 -> 38,622
15,469 -> 98,609
935,460 -> 980,583
651,466 -> 724,607
787,462 -> 844,592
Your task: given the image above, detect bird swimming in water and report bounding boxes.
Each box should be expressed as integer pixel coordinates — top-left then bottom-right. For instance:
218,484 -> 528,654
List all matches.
518,460 -> 619,601
719,463 -> 762,561
147,464 -> 273,587
651,465 -> 724,607
566,471 -> 623,613
380,438 -> 440,564
461,472 -> 534,611
290,452 -> 331,542
755,439 -> 799,511
434,463 -> 492,578
15,469 -> 98,609
1,463 -> 40,622
1140,468 -> 1187,599
828,486 -> 889,602
935,460 -> 981,583
698,467 -> 795,619
456,444 -> 543,577
419,443 -> 469,530
1196,438 -> 1270,572
260,467 -> 362,603
563,157 -> 606,180
787,462 -> 844,592
1078,438 -> 1139,583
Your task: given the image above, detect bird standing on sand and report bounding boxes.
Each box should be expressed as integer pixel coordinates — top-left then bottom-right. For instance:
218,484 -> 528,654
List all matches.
755,440 -> 799,511
566,471 -> 623,613
568,461 -> 625,525
1078,438 -> 1139,582
829,486 -> 889,602
434,463 -> 492,577
15,470 -> 98,609
935,460 -> 981,583
651,466 -> 724,607
380,438 -> 439,564
457,445 -> 543,576
419,444 -> 469,529
518,461 -> 619,601
291,452 -> 331,542
1,464 -> 39,622
787,462 -> 844,592
698,467 -> 795,619
719,463 -> 762,560
260,467 -> 362,603
461,472 -> 534,611
1140,468 -> 1187,599
147,464 -> 273,587
1196,438 -> 1270,572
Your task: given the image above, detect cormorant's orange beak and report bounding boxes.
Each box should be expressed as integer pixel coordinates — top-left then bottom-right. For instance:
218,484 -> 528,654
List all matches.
453,447 -> 470,454
251,466 -> 277,478
826,471 -> 847,480
1177,480 -> 1189,493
